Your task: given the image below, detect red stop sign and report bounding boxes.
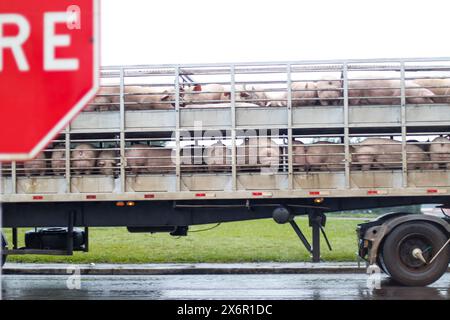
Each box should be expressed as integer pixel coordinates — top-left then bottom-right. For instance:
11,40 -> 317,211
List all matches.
0,0 -> 99,161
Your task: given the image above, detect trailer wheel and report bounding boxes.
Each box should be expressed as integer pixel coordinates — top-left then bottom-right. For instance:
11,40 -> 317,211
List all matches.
381,222 -> 450,286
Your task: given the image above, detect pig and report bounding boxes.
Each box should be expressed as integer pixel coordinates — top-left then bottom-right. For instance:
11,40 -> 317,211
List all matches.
265,91 -> 287,107
147,147 -> 173,173
126,145 -> 173,174
265,82 -> 319,107
106,86 -> 176,110
414,79 -> 450,103
205,142 -> 230,172
71,144 -> 98,175
292,81 -> 318,106
254,138 -> 281,173
429,136 -> 450,169
51,144 -> 66,175
97,150 -> 118,175
221,84 -> 268,107
125,144 -> 151,174
241,85 -> 269,106
183,84 -> 225,105
23,152 -> 47,176
172,145 -> 205,172
316,79 -> 342,106
292,140 -> 307,171
353,138 -> 429,170
237,138 -> 280,172
348,79 -> 435,105
305,141 -> 345,171
85,86 -> 120,112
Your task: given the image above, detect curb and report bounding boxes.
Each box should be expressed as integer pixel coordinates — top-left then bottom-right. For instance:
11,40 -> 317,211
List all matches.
4,263 -> 449,276
2,263 -> 368,276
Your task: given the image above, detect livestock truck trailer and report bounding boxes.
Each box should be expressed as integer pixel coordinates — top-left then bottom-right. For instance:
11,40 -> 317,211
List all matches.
1,57 -> 450,286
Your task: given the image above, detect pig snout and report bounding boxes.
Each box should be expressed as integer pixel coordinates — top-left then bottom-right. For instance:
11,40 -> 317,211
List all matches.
430,137 -> 450,169
51,145 -> 66,175
97,150 -> 118,175
23,152 -> 47,176
316,79 -> 342,106
71,144 -> 98,175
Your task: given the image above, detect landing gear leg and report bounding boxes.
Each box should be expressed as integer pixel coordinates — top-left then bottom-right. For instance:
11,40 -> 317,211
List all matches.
309,211 -> 331,263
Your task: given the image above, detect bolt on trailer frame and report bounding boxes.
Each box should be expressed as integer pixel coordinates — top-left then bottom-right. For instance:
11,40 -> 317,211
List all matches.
1,57 -> 450,264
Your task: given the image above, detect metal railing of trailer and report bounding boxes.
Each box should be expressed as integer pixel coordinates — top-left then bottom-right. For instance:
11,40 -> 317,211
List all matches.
2,57 -> 450,203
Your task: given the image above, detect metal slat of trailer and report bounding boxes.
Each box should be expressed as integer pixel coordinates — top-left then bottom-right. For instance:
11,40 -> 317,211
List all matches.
287,64 -> 294,190
101,56 -> 450,71
400,62 -> 408,188
231,65 -> 237,192
11,161 -> 16,194
119,68 -> 126,193
65,129 -> 71,193
175,66 -> 181,192
343,63 -> 350,189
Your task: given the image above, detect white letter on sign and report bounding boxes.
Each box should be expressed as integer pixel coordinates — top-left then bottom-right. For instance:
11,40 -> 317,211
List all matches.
0,14 -> 30,72
44,12 -> 79,71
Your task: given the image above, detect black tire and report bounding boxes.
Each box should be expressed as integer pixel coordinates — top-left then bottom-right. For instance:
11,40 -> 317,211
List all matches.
382,222 -> 450,286
0,254 -> 6,267
1,232 -> 7,268
376,248 -> 390,276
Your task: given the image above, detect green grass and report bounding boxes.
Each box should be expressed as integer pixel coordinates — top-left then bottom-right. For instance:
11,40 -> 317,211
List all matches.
3,217 -> 369,264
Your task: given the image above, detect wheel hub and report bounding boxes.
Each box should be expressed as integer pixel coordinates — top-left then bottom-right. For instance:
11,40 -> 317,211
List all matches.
398,236 -> 433,269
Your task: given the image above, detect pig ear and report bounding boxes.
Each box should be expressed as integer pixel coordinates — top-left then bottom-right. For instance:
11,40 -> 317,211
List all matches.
161,91 -> 171,101
223,92 -> 231,98
193,84 -> 202,92
98,160 -> 105,166
240,91 -> 250,98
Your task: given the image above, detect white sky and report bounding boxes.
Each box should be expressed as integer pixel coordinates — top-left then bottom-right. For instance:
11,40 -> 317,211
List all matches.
101,0 -> 450,66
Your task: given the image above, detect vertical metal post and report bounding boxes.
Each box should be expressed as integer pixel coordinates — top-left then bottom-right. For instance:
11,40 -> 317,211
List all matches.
230,65 -> 237,191
175,66 -> 181,192
12,228 -> 18,249
287,64 -> 294,190
66,211 -> 74,255
400,62 -> 408,188
119,68 -> 126,192
11,161 -> 17,194
65,129 -> 71,193
343,63 -> 351,189
310,212 -> 321,263
84,227 -> 89,252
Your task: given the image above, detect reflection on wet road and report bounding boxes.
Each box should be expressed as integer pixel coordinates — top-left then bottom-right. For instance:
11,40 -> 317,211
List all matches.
2,273 -> 449,300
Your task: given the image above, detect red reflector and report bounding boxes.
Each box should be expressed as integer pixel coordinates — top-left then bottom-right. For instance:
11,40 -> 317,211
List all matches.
252,192 -> 263,196
427,189 -> 438,194
32,196 -> 43,200
367,190 -> 378,195
195,193 -> 206,197
86,195 -> 96,200
144,194 -> 155,199
309,191 -> 320,196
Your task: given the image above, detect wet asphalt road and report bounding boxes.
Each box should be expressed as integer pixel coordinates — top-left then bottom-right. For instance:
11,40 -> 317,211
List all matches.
1,273 -> 449,300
